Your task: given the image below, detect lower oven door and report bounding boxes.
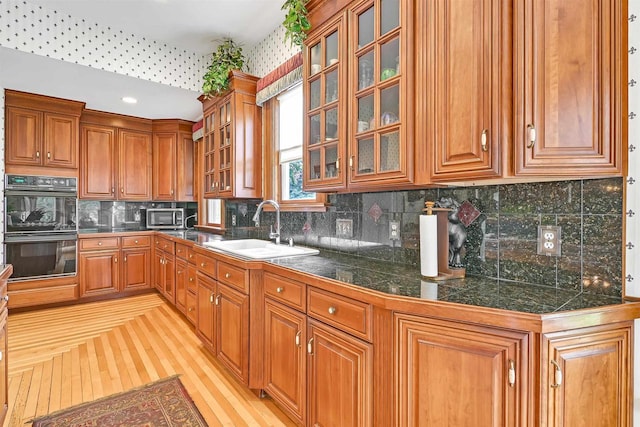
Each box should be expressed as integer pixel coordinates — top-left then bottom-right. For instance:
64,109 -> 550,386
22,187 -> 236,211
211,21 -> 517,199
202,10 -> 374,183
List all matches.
4,233 -> 77,281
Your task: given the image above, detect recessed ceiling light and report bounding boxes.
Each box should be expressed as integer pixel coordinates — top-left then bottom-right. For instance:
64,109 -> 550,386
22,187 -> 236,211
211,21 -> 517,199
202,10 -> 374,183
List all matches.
122,96 -> 138,104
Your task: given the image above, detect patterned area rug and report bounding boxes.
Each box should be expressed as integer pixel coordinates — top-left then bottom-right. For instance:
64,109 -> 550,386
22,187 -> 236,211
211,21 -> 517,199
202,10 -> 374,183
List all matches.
32,376 -> 208,426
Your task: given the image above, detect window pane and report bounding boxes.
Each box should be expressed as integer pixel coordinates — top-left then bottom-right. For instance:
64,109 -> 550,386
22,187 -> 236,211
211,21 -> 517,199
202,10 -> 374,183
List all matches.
207,199 -> 222,225
282,159 -> 315,200
278,85 -> 303,151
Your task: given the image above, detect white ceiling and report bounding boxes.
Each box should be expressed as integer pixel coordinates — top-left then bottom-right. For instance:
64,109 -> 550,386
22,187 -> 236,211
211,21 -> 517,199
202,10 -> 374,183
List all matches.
1,0 -> 285,121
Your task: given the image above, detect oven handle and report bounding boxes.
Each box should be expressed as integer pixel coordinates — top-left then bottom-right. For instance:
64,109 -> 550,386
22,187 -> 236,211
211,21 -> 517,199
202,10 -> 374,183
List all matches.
5,190 -> 77,198
4,233 -> 77,243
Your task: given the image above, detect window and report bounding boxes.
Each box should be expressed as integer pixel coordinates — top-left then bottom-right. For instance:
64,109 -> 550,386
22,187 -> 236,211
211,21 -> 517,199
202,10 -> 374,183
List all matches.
265,84 -> 327,211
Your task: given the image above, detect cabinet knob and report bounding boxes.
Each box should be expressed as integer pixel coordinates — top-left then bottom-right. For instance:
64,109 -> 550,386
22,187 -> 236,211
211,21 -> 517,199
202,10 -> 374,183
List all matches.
171,189 -> 174,195
114,257 -> 118,263
35,151 -> 40,158
225,273 -> 231,279
98,242 -> 102,246
121,188 -> 124,194
111,187 -> 115,194
188,307 -> 194,312
189,254 -> 193,259
189,277 -> 194,282
276,287 -> 284,293
481,129 -> 488,152
527,124 -> 536,148
328,306 -> 337,315
201,262 -> 206,267
134,240 -> 138,244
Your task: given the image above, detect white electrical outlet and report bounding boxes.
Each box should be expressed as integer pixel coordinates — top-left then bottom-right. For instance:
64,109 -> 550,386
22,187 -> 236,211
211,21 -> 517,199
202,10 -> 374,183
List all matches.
537,225 -> 561,256
389,220 -> 400,241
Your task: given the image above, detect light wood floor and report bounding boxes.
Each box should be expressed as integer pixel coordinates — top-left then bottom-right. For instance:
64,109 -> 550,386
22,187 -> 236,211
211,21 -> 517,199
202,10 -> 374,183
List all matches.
3,293 -> 297,427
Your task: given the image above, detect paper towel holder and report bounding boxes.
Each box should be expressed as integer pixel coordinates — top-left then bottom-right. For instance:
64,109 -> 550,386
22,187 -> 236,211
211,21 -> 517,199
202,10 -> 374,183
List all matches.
422,201 -> 466,280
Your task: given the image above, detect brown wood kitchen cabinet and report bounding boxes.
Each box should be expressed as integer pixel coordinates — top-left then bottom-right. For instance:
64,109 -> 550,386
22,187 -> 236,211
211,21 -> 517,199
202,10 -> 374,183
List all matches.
513,0 -> 626,177
79,235 -> 151,298
394,313 -> 529,427
5,90 -> 85,175
425,0 -> 509,181
541,322 -> 632,426
152,119 -> 195,201
175,242 -> 198,324
153,236 -> 176,304
201,71 -> 262,199
80,110 -> 152,200
304,0 -> 416,192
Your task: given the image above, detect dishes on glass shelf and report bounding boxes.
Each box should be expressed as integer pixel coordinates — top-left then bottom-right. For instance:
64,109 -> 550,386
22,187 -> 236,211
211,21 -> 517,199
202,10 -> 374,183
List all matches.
381,68 -> 396,81
381,112 -> 399,125
311,64 -> 321,74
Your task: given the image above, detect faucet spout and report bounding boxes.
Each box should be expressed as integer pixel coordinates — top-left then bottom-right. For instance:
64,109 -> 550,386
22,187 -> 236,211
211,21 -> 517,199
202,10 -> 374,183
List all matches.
253,200 -> 281,245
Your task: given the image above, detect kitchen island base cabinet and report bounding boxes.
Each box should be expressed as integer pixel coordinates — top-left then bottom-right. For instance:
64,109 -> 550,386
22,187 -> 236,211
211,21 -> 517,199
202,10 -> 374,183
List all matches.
307,319 -> 372,427
394,314 -> 529,427
542,323 -> 632,427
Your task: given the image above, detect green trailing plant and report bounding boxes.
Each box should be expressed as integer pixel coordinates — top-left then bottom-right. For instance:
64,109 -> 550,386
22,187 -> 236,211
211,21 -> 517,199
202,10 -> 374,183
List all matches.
282,0 -> 311,48
202,38 -> 245,98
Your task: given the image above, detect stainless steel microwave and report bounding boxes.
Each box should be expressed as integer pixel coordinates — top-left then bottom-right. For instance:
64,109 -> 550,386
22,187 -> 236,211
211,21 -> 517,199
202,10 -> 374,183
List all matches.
146,208 -> 185,230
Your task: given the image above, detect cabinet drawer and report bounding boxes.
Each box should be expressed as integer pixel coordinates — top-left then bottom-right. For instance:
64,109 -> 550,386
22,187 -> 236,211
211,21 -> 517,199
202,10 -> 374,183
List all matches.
175,243 -> 190,260
185,291 -> 196,325
196,253 -> 217,279
79,237 -> 119,251
154,237 -> 175,254
121,235 -> 151,248
264,272 -> 305,311
307,287 -> 371,341
217,262 -> 248,293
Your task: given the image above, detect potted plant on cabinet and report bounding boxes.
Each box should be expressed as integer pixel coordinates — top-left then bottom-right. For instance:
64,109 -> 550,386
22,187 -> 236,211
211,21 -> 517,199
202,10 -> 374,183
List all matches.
202,38 -> 245,98
282,0 -> 311,47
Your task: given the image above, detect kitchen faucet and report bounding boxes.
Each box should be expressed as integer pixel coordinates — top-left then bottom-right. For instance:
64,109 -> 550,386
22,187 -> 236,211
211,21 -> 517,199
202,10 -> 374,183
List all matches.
252,200 -> 281,245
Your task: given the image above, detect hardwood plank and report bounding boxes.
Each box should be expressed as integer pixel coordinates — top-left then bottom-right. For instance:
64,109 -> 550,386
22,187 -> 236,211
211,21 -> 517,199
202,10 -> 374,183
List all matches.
4,293 -> 296,427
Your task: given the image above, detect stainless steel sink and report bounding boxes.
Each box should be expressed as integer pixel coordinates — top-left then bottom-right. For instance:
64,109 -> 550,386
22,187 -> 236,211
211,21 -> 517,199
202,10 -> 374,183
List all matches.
202,239 -> 319,260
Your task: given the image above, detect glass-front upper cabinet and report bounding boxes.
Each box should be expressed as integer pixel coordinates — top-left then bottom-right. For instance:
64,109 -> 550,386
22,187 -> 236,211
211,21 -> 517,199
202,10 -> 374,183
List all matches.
304,14 -> 348,191
350,0 -> 411,187
203,103 -> 217,198
217,97 -> 233,195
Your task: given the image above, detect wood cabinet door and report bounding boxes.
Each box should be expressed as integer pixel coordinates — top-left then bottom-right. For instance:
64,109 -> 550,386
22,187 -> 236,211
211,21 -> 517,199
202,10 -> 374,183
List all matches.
196,273 -> 216,351
163,255 -> 176,304
175,258 -> 188,313
79,250 -> 119,297
264,299 -> 307,424
307,319 -> 372,427
121,248 -> 150,291
6,106 -> 42,166
80,124 -> 117,199
119,130 -> 152,200
542,323 -> 631,427
177,132 -> 195,201
152,251 -> 164,292
216,282 -> 249,384
428,0 -> 504,180
44,113 -> 78,168
152,132 -> 177,200
514,0 -> 624,176
394,314 -> 529,427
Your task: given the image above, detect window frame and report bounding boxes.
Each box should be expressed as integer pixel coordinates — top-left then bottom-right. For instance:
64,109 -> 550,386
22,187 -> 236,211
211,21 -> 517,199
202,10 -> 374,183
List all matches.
263,84 -> 327,212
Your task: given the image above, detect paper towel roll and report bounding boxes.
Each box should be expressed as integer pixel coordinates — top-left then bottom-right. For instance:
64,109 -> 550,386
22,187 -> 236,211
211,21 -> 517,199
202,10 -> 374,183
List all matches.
419,214 -> 438,277
420,280 -> 438,300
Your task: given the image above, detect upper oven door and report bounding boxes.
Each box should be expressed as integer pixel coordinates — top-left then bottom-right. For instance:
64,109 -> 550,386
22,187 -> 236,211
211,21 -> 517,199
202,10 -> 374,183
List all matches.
5,190 -> 77,234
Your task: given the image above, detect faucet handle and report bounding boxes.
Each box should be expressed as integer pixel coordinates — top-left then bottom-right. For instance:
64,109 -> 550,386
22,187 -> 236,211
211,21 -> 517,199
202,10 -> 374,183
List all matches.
288,237 -> 294,247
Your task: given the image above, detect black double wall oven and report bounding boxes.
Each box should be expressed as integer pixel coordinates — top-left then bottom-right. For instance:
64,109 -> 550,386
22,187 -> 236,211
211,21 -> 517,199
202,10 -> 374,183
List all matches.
4,175 -> 78,281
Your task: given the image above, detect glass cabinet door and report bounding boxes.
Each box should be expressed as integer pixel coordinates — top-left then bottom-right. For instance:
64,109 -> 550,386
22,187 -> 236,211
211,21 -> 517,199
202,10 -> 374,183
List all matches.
203,106 -> 218,197
217,98 -> 233,195
304,15 -> 347,191
350,0 -> 408,185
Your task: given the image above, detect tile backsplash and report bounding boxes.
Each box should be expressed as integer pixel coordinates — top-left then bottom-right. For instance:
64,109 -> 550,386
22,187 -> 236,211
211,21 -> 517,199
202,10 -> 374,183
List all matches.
226,177 -> 623,297
78,201 -> 198,231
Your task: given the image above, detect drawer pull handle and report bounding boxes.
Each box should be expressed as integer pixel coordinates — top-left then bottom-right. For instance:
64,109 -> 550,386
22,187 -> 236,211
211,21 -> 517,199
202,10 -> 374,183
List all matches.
36,151 -> 40,158
328,306 -> 337,315
225,273 -> 231,279
209,294 -> 214,304
135,240 -> 138,244
276,287 -> 284,293
307,337 -> 314,355
508,360 -> 515,387
114,257 -> 118,264
0,350 -> 3,361
481,129 -> 488,152
123,256 -> 127,262
189,278 -> 194,282
527,124 -> 536,148
189,254 -> 193,259
295,331 -> 301,347
215,295 -> 220,306
550,359 -> 563,388
47,152 -> 51,159
201,263 -> 206,267
188,307 -> 194,312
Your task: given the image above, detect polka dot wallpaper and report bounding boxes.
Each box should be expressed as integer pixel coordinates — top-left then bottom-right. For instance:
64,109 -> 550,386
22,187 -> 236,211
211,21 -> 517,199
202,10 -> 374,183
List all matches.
245,24 -> 300,78
0,0 -> 207,91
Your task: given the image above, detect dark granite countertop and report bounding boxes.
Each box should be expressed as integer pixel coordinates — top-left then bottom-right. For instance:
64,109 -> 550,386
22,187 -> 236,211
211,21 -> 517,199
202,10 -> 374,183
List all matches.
88,229 -> 624,315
